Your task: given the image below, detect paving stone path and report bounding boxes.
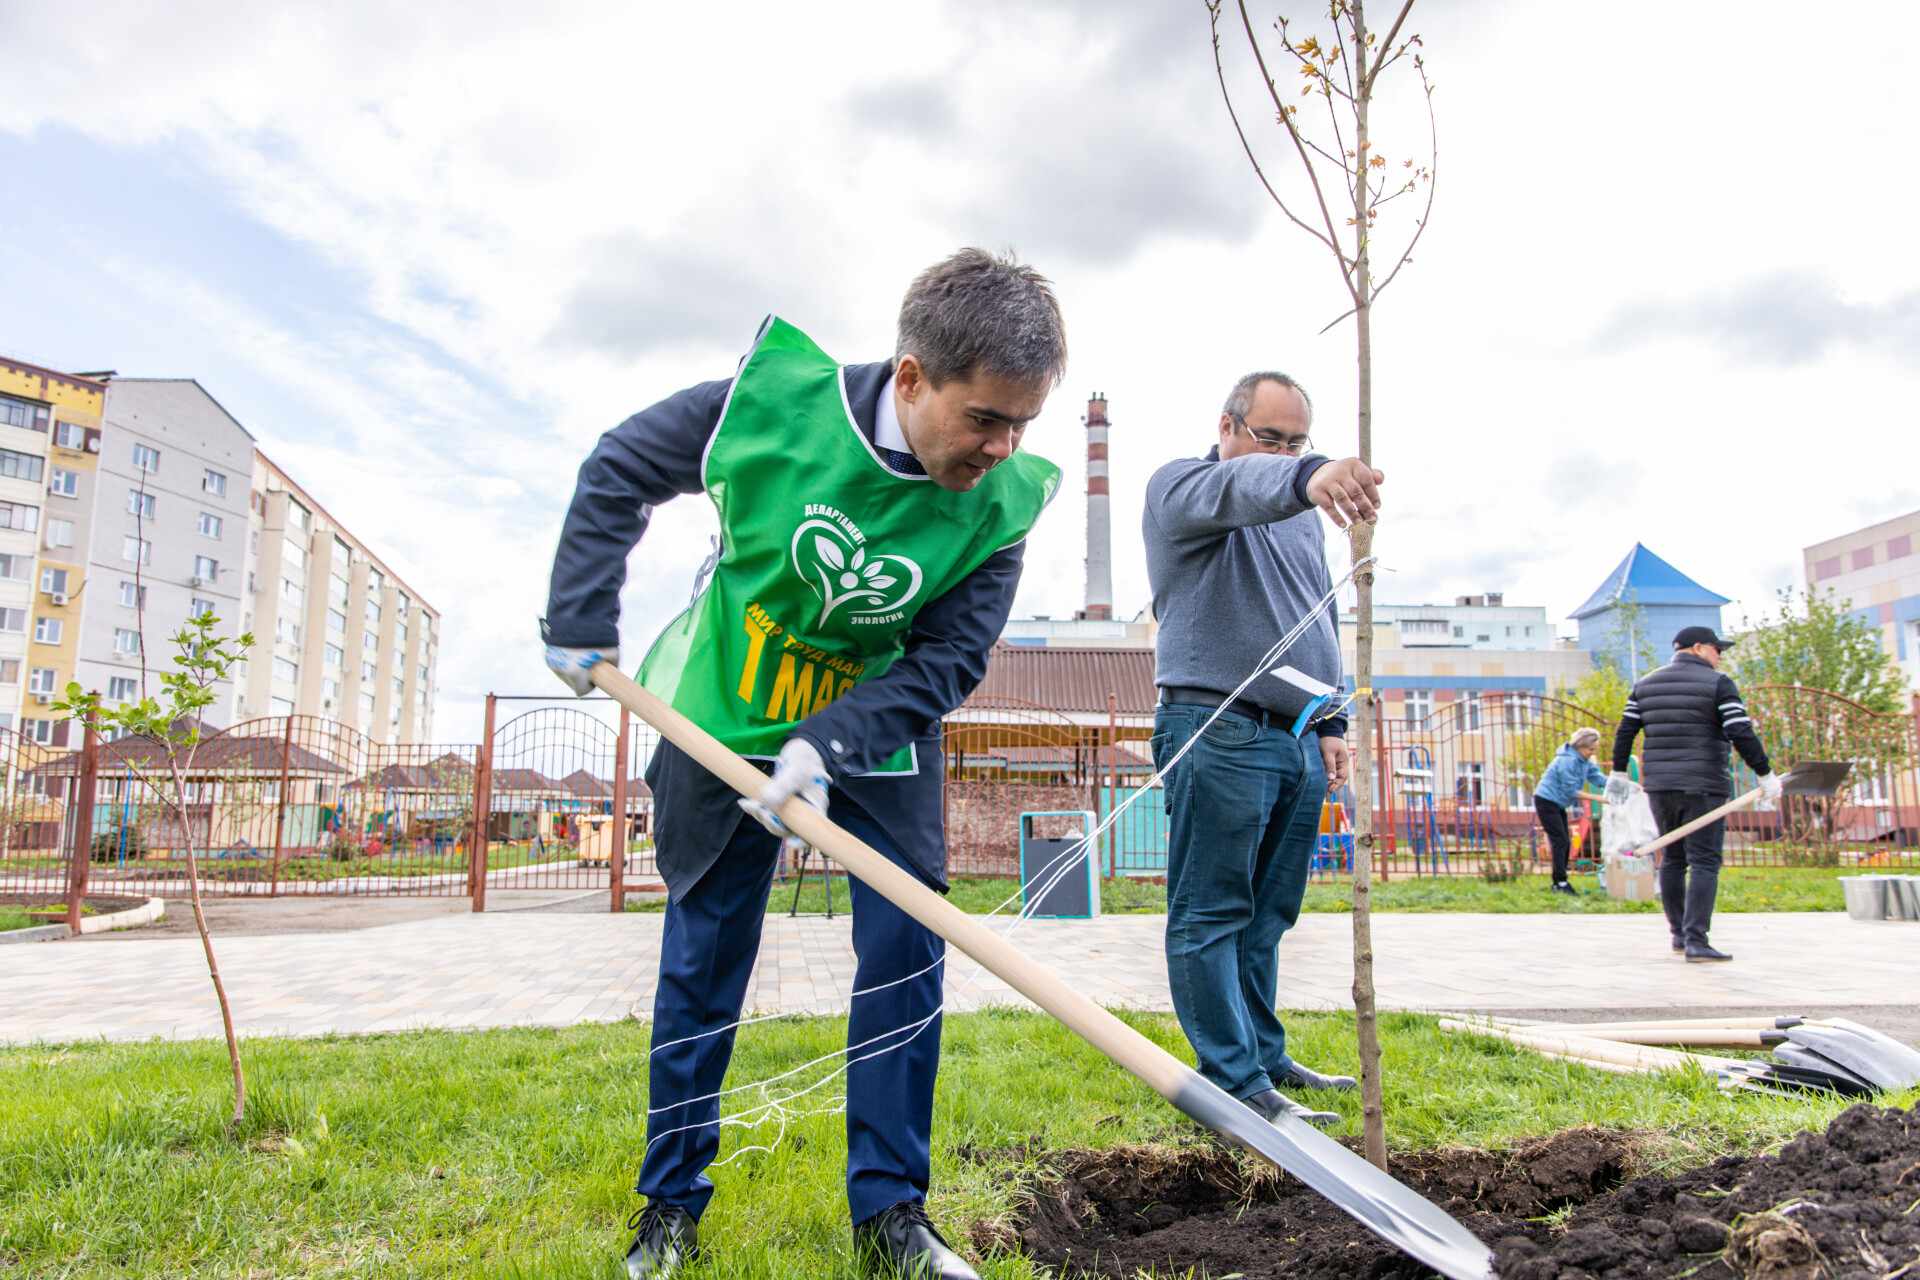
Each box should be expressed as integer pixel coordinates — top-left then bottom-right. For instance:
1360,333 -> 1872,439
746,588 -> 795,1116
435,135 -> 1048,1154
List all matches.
4,908 -> 1912,1045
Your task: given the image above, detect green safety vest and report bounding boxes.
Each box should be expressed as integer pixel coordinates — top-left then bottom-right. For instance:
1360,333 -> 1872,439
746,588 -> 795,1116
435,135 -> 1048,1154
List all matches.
637,318 -> 1060,773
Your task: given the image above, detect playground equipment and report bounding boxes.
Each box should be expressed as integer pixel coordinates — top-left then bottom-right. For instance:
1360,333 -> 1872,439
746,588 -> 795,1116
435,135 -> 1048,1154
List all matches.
1313,797 -> 1353,874
1394,746 -> 1447,873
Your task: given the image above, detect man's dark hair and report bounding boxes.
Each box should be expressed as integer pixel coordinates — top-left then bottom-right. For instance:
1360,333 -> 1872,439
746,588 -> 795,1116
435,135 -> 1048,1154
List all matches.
1223,371 -> 1314,424
896,248 -> 1068,388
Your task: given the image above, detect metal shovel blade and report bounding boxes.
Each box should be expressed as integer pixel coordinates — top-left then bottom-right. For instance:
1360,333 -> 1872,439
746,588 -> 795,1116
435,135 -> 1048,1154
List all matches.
1785,1021 -> 1920,1091
1770,1045 -> 1876,1094
1780,761 -> 1853,797
1175,1075 -> 1495,1280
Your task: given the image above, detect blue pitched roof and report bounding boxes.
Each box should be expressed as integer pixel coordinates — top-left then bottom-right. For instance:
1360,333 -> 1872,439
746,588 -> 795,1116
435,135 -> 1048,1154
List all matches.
1569,543 -> 1731,619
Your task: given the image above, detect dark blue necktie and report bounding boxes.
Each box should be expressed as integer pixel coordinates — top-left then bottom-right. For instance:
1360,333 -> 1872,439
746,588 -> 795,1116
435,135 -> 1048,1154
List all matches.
884,449 -> 926,476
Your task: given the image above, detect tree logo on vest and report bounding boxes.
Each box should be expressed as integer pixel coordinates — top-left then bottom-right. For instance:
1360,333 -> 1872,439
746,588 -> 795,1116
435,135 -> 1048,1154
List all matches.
791,510 -> 922,626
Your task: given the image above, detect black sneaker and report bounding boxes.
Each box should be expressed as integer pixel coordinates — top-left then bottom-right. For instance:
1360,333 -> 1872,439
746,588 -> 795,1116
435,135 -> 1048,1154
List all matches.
1671,935 -> 1684,952
1551,881 -> 1579,897
854,1201 -> 979,1279
624,1201 -> 698,1279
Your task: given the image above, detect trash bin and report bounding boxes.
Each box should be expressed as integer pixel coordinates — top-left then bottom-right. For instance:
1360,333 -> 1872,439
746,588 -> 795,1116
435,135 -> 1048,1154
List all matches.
1019,811 -> 1100,919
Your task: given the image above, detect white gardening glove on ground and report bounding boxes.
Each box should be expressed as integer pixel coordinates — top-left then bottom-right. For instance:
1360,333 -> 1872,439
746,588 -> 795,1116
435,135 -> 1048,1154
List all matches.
1604,772 -> 1632,806
739,738 -> 829,838
544,645 -> 616,697
1757,772 -> 1783,801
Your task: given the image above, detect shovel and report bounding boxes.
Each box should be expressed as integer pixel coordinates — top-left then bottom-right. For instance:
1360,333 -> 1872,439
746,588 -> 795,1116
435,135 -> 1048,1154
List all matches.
1783,1019 -> 1920,1091
590,662 -> 1496,1280
1635,761 -> 1853,857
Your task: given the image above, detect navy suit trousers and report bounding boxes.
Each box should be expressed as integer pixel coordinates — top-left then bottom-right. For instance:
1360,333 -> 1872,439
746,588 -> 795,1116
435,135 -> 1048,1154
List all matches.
635,799 -> 945,1226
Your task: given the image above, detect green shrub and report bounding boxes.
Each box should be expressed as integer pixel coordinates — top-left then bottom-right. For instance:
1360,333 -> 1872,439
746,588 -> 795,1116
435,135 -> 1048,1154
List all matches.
324,835 -> 361,863
90,825 -> 148,863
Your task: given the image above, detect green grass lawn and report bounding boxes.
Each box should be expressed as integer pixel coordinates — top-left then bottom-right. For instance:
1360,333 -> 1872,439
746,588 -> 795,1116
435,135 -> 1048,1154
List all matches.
2,1010 -> 1901,1278
0,907 -> 35,932
694,865 -> 1853,917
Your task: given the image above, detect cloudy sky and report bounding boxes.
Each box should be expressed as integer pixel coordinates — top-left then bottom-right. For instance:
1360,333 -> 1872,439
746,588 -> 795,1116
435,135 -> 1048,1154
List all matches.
4,1 -> 1917,737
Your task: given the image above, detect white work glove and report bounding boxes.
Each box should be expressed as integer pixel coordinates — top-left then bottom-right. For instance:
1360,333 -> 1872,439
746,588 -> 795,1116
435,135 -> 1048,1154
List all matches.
544,644 -> 615,697
1604,771 -> 1632,807
738,738 -> 829,838
1757,771 -> 1783,801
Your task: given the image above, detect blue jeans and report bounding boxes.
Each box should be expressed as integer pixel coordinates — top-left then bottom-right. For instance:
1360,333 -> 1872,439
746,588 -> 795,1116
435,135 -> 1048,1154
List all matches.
635,799 -> 945,1226
1154,704 -> 1326,1100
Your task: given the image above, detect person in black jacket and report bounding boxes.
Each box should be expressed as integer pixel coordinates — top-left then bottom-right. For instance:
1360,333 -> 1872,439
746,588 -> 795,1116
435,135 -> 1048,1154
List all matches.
1605,626 -> 1781,962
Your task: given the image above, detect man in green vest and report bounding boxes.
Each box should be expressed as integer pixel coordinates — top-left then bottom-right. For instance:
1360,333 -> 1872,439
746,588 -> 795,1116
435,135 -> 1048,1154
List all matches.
543,249 -> 1067,1279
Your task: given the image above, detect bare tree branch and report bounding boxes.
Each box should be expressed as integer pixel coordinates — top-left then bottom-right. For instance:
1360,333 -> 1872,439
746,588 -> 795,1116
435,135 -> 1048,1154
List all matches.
1366,0 -> 1415,93
1367,59 -> 1438,303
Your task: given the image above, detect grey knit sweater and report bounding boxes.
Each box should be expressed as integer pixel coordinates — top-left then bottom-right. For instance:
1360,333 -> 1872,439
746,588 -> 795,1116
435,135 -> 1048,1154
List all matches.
1143,448 -> 1345,736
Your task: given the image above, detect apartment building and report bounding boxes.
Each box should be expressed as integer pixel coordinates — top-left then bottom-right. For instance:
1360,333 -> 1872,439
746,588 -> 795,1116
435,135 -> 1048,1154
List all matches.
71,379 -> 254,727
1803,510 -> 1920,684
1344,594 -> 1554,652
0,358 -> 102,744
244,455 -> 439,744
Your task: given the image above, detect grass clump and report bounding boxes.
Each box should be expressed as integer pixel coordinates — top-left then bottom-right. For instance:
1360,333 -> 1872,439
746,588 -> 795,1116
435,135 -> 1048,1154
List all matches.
1,1011 -> 1898,1277
0,907 -> 36,932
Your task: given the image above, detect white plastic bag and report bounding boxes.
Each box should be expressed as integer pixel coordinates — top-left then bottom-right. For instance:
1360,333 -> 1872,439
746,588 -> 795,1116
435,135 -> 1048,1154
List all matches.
1601,790 -> 1659,859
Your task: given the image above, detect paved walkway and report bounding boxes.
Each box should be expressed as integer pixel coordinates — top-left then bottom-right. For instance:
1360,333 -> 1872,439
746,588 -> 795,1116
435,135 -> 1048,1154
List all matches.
3,909 -> 1914,1045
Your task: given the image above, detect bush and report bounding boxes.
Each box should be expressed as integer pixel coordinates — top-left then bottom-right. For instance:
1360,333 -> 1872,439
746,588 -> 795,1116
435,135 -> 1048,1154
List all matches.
91,826 -> 148,863
324,835 -> 361,863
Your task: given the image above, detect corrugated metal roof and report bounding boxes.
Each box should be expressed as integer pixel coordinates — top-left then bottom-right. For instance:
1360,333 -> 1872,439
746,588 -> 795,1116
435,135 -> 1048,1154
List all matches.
965,643 -> 1157,715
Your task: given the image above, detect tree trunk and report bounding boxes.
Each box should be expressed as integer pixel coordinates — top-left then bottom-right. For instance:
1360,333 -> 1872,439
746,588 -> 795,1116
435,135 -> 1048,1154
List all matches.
1348,0 -> 1388,1173
172,769 -> 245,1129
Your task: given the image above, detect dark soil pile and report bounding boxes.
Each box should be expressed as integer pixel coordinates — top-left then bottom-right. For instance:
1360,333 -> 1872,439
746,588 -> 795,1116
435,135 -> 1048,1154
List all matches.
975,1104 -> 1920,1280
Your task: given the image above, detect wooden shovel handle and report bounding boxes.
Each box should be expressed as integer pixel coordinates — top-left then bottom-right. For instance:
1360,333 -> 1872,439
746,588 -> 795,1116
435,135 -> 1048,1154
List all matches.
588,662 -> 1195,1101
1633,787 -> 1761,858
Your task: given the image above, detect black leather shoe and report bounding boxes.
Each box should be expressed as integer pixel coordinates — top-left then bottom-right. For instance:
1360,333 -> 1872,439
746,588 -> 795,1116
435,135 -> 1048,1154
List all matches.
854,1200 -> 978,1279
1671,935 -> 1685,952
624,1201 -> 698,1279
1551,881 -> 1579,896
1243,1087 -> 1341,1127
1276,1062 -> 1359,1093
1685,944 -> 1733,963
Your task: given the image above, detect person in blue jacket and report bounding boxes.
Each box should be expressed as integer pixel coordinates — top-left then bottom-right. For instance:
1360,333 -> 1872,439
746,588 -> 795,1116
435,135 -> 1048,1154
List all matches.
1532,727 -> 1607,894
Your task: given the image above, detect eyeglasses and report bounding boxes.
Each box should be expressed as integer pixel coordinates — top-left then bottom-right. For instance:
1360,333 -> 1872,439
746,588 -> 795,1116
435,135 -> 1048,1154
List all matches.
1231,413 -> 1313,455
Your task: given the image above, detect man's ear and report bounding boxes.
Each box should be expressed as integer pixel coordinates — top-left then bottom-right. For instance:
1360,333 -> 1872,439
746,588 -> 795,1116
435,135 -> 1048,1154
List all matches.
896,354 -> 926,404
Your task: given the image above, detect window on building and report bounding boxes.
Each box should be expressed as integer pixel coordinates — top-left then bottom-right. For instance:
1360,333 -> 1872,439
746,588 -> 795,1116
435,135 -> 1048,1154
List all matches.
1503,695 -> 1537,730
118,581 -> 144,608
27,667 -> 56,694
21,718 -> 53,745
1403,689 -> 1432,726
39,567 -> 67,595
322,676 -> 341,705
391,675 -> 404,697
34,616 -> 62,644
368,568 -> 384,594
279,578 -> 301,605
202,469 -> 227,496
195,556 -> 219,583
273,657 -> 298,683
416,687 -> 427,707
287,500 -> 309,531
0,659 -> 17,683
359,691 -> 377,712
197,512 -> 223,539
0,397 -> 30,428
123,536 -> 150,564
418,663 -> 429,683
0,608 -> 25,634
327,608 -> 346,634
363,631 -> 377,651
1525,626 -> 1534,637
283,538 -> 306,570
1453,692 -> 1483,731
113,628 -> 141,654
1505,626 -> 1513,636
126,489 -> 155,518
1451,625 -> 1463,638
0,448 -> 44,482
395,621 -> 407,644
0,502 -> 40,532
332,536 -> 350,567
324,643 -> 344,667
44,518 -> 72,548
0,555 -> 26,581
275,616 -> 300,644
329,573 -> 348,602
1475,633 -> 1490,643
132,443 -> 160,472
396,593 -> 409,616
361,661 -> 377,681
365,599 -> 380,622
52,421 -> 83,448
48,467 -> 77,497
191,596 -> 214,618
1456,762 -> 1485,806
106,676 -> 138,702
270,696 -> 295,717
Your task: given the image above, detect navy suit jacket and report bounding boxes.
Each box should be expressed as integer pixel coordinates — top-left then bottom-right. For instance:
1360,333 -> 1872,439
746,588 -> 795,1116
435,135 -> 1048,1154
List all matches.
542,358 -> 1028,895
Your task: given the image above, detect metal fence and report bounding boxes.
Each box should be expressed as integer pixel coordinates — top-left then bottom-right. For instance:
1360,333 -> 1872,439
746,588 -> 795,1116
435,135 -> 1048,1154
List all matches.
10,684 -> 1913,923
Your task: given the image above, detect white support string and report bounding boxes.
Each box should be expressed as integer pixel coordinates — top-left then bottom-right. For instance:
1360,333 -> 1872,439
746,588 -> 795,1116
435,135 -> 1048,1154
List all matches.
640,553 -> 1378,1162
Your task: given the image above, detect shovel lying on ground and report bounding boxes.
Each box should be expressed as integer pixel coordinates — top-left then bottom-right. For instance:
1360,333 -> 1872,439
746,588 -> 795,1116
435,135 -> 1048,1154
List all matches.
1635,761 -> 1852,857
590,662 -> 1497,1280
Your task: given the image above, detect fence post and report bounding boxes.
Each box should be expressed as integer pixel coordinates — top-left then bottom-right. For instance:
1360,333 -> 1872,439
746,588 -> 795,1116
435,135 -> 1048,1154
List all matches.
1106,692 -> 1118,879
610,706 -> 630,913
66,711 -> 100,931
1373,699 -> 1391,882
269,715 -> 293,897
469,694 -> 496,912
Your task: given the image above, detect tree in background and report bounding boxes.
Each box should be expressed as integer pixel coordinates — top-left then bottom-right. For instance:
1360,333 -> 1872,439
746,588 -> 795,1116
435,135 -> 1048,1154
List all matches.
55,612 -> 254,1127
1733,587 -> 1910,714
1599,590 -> 1661,683
1208,0 -> 1434,1170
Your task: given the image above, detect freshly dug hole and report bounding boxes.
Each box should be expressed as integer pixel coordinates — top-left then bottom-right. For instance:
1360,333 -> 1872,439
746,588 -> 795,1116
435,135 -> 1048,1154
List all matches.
975,1105 -> 1920,1279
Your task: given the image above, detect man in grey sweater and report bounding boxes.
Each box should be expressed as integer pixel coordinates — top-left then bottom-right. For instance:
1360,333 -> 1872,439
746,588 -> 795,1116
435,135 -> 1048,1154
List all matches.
1143,370 -> 1383,1127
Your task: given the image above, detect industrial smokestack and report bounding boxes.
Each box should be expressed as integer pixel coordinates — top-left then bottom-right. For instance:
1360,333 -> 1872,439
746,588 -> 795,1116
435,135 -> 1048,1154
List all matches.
1082,392 -> 1113,621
